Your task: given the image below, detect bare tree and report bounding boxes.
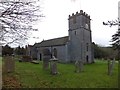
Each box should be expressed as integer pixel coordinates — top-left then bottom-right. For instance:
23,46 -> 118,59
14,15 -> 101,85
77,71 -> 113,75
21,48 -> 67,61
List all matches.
0,0 -> 43,46
103,19 -> 119,27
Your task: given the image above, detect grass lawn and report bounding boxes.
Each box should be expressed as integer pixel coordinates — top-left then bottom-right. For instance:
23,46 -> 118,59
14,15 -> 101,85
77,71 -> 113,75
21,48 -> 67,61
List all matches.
0,56 -> 2,71
0,57 -> 2,64
2,58 -> 118,88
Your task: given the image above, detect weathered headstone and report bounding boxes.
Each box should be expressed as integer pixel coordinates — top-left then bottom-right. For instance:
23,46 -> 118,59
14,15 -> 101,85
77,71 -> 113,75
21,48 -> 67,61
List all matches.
50,56 -> 58,75
3,55 -> 15,73
75,60 -> 84,73
43,55 -> 51,70
42,48 -> 51,70
108,58 -> 115,75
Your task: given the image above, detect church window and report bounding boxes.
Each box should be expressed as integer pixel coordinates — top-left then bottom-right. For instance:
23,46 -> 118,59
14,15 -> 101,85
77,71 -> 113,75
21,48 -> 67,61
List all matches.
53,48 -> 57,58
75,31 -> 76,35
30,51 -> 31,56
86,55 -> 89,63
40,53 -> 42,61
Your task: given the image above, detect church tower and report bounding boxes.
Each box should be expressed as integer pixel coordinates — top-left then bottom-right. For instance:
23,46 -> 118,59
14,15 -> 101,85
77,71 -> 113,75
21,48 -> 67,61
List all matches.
68,10 -> 93,63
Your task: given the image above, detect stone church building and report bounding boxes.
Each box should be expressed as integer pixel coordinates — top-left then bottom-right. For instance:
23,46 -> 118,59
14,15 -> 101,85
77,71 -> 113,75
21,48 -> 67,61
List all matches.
27,10 -> 94,63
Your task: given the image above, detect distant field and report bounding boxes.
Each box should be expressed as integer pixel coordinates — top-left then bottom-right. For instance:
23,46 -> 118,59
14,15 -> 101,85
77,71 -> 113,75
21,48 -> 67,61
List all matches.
2,58 -> 118,88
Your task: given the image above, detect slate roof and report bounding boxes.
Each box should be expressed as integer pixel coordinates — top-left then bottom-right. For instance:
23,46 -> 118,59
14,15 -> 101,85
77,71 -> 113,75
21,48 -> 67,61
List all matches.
34,36 -> 69,47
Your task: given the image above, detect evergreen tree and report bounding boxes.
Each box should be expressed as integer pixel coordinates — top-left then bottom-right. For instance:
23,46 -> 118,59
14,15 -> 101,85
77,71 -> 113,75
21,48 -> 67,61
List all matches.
14,46 -> 26,55
2,45 -> 13,56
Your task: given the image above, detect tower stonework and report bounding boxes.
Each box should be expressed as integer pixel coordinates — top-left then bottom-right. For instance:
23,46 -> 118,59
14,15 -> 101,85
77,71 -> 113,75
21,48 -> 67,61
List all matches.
68,10 -> 94,63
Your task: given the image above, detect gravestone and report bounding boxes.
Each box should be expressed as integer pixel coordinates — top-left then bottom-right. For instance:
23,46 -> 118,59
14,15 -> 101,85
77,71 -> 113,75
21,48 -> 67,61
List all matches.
42,49 -> 51,70
3,55 -> 15,73
43,55 -> 51,70
75,60 -> 84,73
108,58 -> 115,75
50,56 -> 58,75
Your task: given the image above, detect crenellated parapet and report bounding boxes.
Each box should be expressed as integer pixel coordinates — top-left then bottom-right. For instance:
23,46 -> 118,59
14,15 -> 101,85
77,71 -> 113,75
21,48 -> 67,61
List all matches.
68,10 -> 90,20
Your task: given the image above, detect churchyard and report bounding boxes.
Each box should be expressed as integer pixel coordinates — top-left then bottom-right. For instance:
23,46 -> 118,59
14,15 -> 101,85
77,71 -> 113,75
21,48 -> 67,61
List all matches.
1,56 -> 118,88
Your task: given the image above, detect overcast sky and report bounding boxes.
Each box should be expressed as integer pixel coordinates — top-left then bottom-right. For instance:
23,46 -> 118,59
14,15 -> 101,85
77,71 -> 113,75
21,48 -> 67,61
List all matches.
28,0 -> 119,47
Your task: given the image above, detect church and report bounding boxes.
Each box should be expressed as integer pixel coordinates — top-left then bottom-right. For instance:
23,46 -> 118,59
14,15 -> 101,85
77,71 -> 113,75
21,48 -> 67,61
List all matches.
27,10 -> 94,63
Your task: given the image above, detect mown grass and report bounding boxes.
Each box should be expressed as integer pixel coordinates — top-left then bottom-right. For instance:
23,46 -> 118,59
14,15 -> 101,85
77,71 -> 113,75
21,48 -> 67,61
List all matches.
7,59 -> 118,88
0,57 -> 2,71
0,57 -> 2,64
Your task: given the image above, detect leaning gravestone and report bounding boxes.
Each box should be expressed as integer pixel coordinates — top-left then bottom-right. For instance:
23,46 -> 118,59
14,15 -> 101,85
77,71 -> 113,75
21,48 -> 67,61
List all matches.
42,49 -> 51,70
75,60 -> 84,73
108,58 -> 115,75
3,55 -> 15,73
49,56 -> 58,75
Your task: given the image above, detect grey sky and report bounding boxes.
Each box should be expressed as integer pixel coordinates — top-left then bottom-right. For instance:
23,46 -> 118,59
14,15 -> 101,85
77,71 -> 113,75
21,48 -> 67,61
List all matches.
28,0 -> 119,47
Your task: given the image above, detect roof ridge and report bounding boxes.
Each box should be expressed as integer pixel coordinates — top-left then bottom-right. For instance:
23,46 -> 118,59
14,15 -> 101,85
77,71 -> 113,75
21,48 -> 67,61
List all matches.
42,36 -> 69,42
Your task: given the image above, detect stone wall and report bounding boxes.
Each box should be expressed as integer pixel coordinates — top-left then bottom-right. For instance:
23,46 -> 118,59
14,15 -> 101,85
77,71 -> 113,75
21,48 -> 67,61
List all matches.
37,45 -> 69,63
51,45 -> 68,63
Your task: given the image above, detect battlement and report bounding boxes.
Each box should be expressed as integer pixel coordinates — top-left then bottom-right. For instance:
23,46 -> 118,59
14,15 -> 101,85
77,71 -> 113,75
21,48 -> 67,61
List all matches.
68,10 -> 90,19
